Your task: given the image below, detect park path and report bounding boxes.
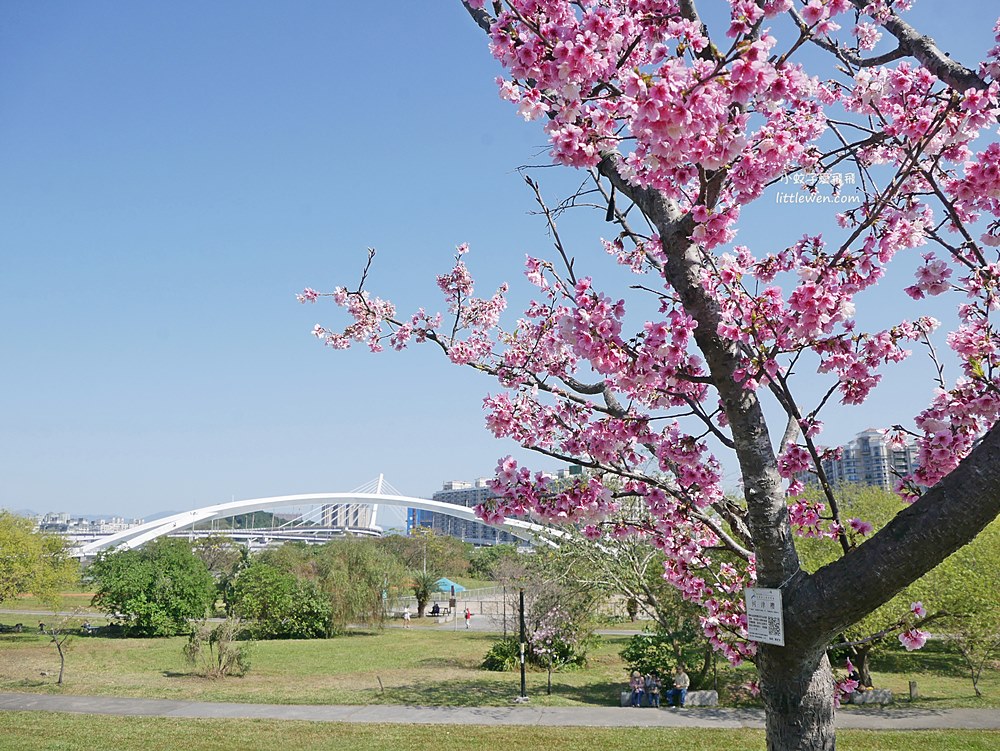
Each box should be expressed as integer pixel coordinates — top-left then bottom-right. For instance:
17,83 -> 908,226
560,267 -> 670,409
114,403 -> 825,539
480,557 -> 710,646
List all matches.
2,692 -> 999,730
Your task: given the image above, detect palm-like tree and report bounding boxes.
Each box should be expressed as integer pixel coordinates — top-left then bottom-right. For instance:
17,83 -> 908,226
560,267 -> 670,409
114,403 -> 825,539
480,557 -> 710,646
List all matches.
411,570 -> 441,618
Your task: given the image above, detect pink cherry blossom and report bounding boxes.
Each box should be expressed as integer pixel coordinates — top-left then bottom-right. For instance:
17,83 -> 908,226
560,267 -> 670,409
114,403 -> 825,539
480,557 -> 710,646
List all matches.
848,518 -> 874,536
304,0 -> 1000,678
899,628 -> 929,651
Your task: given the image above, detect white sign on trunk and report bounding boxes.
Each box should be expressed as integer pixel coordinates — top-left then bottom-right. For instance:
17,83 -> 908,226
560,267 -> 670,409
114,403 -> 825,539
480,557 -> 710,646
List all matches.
744,587 -> 785,646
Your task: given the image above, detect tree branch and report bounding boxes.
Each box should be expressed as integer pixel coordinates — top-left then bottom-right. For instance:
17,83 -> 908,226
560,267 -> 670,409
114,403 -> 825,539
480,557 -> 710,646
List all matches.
789,423 -> 1000,648
846,1 -> 987,92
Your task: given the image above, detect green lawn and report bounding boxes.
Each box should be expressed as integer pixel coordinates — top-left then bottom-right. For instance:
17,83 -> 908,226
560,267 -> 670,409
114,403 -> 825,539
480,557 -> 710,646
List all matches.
859,640 -> 1000,710
2,614 -> 997,710
1,714 -> 998,751
0,622 -> 633,707
1,591 -> 102,614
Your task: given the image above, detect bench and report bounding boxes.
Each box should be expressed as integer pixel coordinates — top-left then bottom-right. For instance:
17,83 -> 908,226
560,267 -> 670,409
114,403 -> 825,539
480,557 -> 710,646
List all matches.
848,688 -> 893,705
685,690 -> 719,706
619,689 -> 718,707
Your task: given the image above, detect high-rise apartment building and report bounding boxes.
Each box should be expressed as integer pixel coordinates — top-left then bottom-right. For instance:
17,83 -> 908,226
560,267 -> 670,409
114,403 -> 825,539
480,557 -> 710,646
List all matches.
407,468 -> 583,545
320,503 -> 377,530
427,479 -> 519,546
404,478 -> 523,546
819,429 -> 918,490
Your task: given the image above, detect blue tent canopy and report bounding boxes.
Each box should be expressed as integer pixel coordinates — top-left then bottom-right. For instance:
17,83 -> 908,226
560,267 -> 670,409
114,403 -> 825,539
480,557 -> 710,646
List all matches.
435,577 -> 466,593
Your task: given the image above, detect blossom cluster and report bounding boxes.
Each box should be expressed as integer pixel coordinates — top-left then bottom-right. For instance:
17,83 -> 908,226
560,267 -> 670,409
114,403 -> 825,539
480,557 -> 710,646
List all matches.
305,0 -> 1000,671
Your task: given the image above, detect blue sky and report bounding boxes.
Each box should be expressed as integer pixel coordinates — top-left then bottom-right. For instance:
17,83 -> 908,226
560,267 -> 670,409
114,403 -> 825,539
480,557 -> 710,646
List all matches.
2,2 -> 996,523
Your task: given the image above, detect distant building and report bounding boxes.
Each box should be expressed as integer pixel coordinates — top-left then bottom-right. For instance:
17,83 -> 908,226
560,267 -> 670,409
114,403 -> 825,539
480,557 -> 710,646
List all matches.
407,507 -> 434,532
320,503 -> 376,530
34,512 -> 144,535
819,429 -> 918,491
426,479 -> 518,546
411,469 -> 579,546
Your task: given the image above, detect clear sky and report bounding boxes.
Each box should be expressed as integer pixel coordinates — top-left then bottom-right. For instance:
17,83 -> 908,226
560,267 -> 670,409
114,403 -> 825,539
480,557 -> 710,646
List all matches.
2,2 -> 996,523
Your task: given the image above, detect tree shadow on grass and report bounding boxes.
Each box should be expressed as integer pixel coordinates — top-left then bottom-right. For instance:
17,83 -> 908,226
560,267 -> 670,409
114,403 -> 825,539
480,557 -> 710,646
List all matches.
872,642 -> 968,678
539,679 -> 623,706
379,678 -> 518,707
10,678 -> 55,690
377,677 -> 624,707
415,657 -> 475,669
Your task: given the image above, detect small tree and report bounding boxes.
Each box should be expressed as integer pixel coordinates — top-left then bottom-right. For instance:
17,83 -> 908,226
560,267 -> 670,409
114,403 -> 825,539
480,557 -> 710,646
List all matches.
184,618 -> 253,678
532,605 -> 587,694
0,511 -> 78,606
410,569 -> 441,618
229,560 -> 332,639
487,548 -> 599,677
947,613 -> 1000,698
87,538 -> 216,637
39,613 -> 83,686
912,517 -> 1000,696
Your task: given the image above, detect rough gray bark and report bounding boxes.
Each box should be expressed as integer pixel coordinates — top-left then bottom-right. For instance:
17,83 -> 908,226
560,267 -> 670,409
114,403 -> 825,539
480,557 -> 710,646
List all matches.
758,645 -> 836,751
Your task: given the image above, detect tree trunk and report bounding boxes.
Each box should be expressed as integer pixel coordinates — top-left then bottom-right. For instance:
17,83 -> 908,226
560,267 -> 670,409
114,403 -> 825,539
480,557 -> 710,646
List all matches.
758,645 -> 836,751
693,641 -> 714,690
855,644 -> 873,688
55,638 -> 66,686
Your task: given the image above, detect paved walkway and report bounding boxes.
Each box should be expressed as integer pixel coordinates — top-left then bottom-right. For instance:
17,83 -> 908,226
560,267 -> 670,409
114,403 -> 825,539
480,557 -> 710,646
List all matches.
2,693 -> 999,730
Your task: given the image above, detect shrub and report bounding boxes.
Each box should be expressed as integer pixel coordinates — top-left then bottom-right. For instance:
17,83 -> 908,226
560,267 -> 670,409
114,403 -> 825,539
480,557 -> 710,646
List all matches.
482,636 -> 522,671
482,634 -> 591,672
183,618 -> 252,678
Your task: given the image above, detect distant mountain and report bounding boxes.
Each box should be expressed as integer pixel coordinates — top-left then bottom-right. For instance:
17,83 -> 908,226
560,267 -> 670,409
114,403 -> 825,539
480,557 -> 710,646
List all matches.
4,508 -> 39,518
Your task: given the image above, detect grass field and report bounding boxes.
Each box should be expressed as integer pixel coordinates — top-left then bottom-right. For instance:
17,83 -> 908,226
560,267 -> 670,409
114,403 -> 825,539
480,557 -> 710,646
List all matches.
0,621 -> 635,707
0,713 -> 997,751
2,592 -> 102,614
2,612 -> 997,710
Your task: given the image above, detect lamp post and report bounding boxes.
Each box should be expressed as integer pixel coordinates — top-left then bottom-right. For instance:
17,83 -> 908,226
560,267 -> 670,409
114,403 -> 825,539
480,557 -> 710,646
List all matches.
516,588 -> 528,702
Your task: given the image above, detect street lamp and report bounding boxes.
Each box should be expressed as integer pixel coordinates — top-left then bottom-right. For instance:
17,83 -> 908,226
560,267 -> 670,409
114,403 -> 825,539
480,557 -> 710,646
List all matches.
516,588 -> 528,703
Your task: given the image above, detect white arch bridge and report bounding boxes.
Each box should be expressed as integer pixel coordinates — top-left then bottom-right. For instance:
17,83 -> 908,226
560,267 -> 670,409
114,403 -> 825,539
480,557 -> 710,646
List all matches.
74,475 -> 564,557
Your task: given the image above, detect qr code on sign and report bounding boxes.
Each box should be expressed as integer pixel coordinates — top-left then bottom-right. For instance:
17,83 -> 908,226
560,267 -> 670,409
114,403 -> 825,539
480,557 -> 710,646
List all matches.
767,618 -> 781,636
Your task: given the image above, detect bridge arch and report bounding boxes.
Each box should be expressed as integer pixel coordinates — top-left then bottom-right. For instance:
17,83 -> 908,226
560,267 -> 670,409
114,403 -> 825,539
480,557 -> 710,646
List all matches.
75,492 -> 565,557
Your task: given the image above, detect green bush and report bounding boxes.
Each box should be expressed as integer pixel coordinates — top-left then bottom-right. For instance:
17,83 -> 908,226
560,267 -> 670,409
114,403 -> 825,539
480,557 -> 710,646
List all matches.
87,539 -> 216,637
482,635 -> 591,672
620,629 -> 705,685
482,636 -> 522,671
229,562 -> 332,639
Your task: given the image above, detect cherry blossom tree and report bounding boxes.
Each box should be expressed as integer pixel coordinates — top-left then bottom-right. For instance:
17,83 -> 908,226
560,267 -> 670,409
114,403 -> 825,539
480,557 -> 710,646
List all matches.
303,2 -> 1000,748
